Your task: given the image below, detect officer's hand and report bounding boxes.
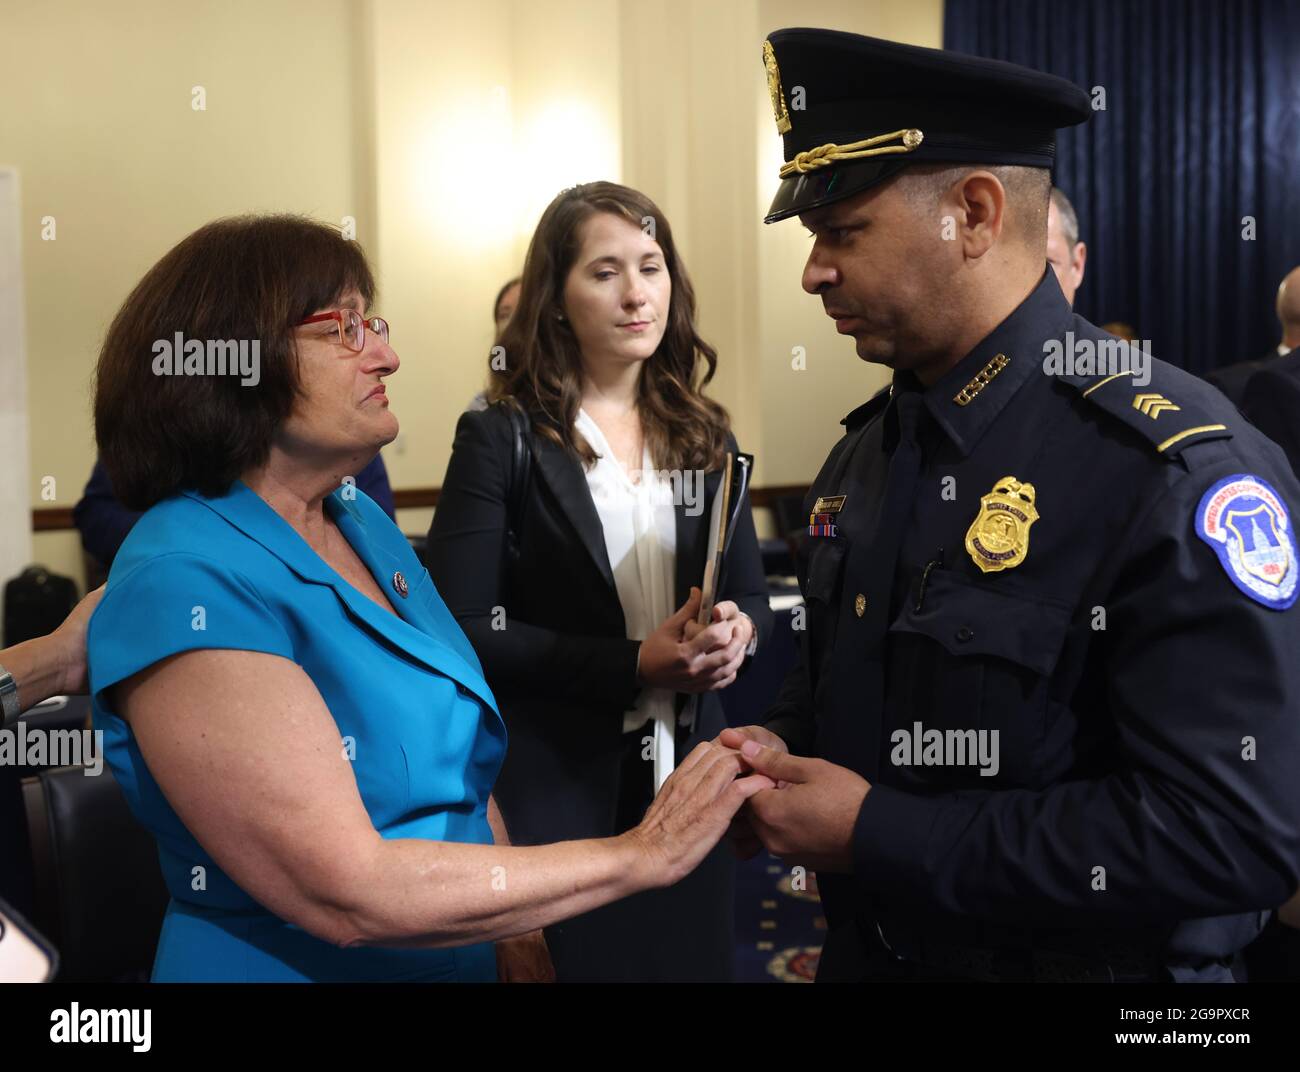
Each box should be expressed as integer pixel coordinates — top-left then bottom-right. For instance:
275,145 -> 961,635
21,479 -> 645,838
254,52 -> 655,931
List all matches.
719,724 -> 787,753
715,726 -> 788,858
1278,886 -> 1300,931
638,589 -> 748,693
495,929 -> 556,983
737,740 -> 870,874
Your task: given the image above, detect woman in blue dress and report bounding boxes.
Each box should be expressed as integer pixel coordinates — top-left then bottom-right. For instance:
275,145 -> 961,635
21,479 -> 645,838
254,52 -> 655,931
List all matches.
86,215 -> 770,982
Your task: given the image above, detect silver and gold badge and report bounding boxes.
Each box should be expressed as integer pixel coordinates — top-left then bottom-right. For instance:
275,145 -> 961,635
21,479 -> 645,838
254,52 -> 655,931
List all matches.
965,476 -> 1039,573
763,40 -> 792,134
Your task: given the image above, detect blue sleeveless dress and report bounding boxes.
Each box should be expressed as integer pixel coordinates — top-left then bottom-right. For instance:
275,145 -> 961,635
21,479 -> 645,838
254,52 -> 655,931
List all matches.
88,481 -> 506,981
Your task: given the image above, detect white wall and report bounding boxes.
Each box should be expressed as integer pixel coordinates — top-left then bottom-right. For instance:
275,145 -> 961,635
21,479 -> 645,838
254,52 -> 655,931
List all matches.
6,0 -> 944,586
0,168 -> 33,611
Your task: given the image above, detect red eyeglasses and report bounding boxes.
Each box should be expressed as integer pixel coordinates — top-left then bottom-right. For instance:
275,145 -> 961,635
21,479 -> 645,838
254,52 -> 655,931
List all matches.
296,309 -> 390,352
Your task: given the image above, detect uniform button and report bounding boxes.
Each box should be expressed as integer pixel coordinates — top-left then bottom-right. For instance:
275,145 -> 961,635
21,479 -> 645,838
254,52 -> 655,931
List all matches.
955,626 -> 974,643
855,594 -> 866,617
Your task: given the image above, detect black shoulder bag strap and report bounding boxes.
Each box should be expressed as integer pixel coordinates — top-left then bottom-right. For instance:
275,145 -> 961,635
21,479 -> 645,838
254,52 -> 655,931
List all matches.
504,404 -> 533,567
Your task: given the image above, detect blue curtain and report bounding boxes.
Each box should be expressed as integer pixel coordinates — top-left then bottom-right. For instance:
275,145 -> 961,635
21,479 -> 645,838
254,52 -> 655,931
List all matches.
945,0 -> 1300,375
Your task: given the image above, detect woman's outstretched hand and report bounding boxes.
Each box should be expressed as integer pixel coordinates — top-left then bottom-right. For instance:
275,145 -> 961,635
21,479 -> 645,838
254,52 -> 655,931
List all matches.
623,741 -> 775,889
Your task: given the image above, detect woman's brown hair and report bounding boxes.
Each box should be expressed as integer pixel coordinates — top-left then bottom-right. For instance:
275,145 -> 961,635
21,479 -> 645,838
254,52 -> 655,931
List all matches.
94,215 -> 376,509
487,182 -> 730,472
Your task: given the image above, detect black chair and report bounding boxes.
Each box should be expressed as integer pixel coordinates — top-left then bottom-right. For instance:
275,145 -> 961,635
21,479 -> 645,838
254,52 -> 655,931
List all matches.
768,492 -> 811,574
22,764 -> 168,981
14,697 -> 93,774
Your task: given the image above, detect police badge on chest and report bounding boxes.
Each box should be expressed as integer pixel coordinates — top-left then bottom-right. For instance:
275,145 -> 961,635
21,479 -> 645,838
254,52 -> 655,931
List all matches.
965,476 -> 1039,573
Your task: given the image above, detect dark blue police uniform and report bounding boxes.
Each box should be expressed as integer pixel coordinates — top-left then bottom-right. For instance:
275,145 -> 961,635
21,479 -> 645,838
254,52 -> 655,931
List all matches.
757,29 -> 1300,982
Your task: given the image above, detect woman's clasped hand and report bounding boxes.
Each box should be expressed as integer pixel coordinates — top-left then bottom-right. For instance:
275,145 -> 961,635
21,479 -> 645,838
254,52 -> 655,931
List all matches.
636,587 -> 755,693
624,740 -> 775,889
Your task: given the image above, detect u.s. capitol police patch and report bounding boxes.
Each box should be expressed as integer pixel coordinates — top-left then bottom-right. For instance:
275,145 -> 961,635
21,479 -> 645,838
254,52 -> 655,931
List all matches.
1196,474 -> 1298,610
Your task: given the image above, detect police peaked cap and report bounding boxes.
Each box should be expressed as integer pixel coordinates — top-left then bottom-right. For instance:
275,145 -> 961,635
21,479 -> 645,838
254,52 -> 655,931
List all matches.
761,28 -> 1092,223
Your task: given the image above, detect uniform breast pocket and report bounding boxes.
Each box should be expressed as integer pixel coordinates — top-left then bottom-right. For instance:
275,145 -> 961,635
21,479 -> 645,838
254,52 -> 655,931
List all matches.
887,567 -> 1072,787
802,539 -> 848,685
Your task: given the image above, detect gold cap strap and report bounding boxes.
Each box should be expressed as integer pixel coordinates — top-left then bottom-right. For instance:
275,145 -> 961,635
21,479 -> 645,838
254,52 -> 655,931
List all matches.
779,128 -> 924,178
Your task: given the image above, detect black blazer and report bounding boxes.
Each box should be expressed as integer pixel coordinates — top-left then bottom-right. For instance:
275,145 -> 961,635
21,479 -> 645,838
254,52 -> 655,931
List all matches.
1205,349 -> 1278,408
427,402 -> 773,846
1241,348 -> 1300,478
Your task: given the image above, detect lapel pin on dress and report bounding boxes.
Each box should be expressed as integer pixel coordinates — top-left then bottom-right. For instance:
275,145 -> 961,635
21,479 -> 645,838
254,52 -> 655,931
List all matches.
392,571 -> 409,598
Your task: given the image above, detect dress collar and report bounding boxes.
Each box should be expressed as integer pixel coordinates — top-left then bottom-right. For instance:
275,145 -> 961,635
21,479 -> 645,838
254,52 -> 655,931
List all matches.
179,480 -> 500,717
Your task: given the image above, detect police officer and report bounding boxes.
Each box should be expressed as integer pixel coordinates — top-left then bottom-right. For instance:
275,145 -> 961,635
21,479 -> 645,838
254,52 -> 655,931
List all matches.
722,28 -> 1300,983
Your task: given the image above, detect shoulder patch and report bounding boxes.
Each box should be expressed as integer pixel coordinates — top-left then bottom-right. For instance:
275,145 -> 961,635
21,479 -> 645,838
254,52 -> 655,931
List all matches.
1195,474 -> 1298,610
1059,365 -> 1233,458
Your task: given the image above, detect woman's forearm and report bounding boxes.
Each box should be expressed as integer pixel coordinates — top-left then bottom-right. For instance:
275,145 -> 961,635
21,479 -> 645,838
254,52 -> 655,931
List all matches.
1,634 -> 69,713
331,743 -> 757,950
334,831 -> 652,950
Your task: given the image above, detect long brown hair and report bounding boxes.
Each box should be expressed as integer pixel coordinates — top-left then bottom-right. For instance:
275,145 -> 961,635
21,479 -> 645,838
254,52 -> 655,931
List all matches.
488,181 -> 730,472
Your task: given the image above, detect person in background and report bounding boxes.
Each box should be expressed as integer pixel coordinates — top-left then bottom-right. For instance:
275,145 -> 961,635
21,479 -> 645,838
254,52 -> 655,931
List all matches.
1240,267 -> 1300,475
493,276 -> 522,337
1049,188 -> 1137,344
429,181 -> 773,982
1100,321 -> 1137,341
1045,185 -> 1086,308
74,454 -> 395,574
1208,265 -> 1300,408
467,276 -> 522,413
1237,262 -> 1300,982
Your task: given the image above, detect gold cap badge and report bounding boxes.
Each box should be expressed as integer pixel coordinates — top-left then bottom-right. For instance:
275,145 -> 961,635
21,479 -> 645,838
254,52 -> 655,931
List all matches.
763,40 -> 792,134
965,476 -> 1039,573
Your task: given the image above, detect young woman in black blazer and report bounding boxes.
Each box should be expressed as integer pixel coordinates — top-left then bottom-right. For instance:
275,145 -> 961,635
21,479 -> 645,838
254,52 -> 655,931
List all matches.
428,182 -> 773,981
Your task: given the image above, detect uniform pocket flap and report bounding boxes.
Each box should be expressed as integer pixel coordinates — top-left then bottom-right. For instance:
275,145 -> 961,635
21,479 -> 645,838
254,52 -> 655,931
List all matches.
803,539 -> 848,602
889,568 -> 1072,675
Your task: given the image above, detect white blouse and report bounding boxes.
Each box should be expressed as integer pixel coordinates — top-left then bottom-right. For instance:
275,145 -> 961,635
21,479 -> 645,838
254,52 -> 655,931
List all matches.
573,408 -> 679,791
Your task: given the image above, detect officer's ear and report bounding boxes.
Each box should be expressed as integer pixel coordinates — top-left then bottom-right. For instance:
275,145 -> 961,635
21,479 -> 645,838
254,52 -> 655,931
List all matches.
950,170 -> 1007,262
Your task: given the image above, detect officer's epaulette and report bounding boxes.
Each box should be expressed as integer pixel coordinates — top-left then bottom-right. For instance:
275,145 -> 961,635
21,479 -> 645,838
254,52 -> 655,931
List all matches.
1058,363 -> 1234,459
841,384 -> 892,430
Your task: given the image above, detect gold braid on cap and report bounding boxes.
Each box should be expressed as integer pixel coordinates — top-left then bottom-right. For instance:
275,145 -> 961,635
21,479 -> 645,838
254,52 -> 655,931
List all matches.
779,128 -> 924,178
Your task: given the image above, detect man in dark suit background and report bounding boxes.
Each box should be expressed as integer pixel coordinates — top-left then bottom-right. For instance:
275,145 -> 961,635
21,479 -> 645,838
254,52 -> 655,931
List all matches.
1244,349 -> 1300,477
1238,268 -> 1300,982
1207,264 -> 1300,408
1238,265 -> 1300,471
